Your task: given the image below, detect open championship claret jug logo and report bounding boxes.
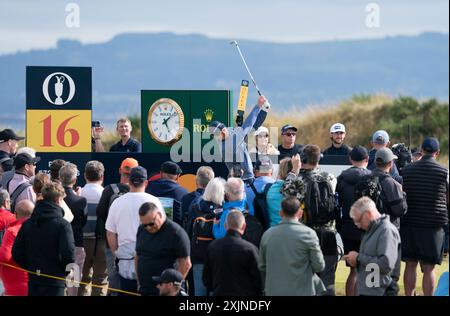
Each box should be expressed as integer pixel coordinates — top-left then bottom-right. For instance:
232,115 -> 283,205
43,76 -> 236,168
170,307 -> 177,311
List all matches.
42,72 -> 76,105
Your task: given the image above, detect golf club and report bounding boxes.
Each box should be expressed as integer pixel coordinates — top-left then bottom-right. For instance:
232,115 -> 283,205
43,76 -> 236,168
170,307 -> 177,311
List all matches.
230,40 -> 262,96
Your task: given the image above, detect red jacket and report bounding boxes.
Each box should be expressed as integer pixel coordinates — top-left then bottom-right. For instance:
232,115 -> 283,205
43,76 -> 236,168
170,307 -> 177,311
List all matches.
0,217 -> 28,296
0,207 -> 15,232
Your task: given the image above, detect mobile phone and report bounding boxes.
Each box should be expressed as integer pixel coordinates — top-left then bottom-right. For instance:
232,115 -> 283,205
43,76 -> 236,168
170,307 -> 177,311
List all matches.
92,121 -> 101,128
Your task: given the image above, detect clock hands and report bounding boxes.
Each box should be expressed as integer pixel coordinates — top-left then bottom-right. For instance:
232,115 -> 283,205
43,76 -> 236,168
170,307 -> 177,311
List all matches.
162,112 -> 176,130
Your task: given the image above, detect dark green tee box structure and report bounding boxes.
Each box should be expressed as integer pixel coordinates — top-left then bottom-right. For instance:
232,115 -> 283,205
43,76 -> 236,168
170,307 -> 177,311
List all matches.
141,90 -> 233,158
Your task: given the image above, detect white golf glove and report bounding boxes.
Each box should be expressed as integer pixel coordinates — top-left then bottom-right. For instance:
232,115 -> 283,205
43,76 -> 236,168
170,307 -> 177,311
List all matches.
262,99 -> 271,112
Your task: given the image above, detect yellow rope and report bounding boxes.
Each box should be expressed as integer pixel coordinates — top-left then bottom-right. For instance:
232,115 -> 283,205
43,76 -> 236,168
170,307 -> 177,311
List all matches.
0,262 -> 141,296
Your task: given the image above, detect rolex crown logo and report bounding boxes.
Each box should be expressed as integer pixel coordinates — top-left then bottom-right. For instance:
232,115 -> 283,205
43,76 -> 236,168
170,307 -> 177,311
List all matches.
204,109 -> 214,123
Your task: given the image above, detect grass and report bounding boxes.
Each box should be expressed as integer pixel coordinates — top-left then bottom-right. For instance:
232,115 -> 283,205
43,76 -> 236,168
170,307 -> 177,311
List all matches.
335,255 -> 449,296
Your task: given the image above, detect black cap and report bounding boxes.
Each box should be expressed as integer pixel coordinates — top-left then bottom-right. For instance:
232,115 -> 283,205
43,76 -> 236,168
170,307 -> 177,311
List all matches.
349,146 -> 369,162
421,137 -> 440,153
129,166 -> 148,185
14,153 -> 40,169
152,269 -> 183,285
0,129 -> 25,143
281,124 -> 298,134
161,161 -> 182,175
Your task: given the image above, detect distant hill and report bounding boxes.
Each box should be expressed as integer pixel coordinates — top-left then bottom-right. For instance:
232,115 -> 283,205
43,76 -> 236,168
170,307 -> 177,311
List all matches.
0,32 -> 448,129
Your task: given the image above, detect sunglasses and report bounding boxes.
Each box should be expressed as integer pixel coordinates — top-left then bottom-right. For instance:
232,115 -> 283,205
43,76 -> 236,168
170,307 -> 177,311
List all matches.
143,222 -> 155,228
283,132 -> 296,137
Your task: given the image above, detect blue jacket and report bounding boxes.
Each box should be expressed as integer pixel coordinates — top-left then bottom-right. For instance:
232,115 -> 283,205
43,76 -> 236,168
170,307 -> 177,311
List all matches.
213,199 -> 254,239
219,105 -> 265,180
145,178 -> 188,225
266,180 -> 284,227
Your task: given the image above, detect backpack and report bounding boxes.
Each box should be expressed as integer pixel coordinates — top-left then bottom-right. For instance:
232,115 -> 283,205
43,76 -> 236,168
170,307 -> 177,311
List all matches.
247,181 -> 273,231
242,210 -> 263,248
300,172 -> 336,227
391,143 -> 412,173
83,202 -> 98,239
95,183 -> 126,238
183,193 -> 203,231
354,174 -> 388,213
8,180 -> 32,213
190,209 -> 216,262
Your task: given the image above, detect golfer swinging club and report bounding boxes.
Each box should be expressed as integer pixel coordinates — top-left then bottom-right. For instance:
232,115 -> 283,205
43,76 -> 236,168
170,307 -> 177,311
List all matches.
209,95 -> 270,182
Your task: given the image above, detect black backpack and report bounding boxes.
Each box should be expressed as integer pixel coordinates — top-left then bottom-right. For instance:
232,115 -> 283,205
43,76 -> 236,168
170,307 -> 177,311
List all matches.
242,210 -> 263,248
391,143 -> 412,173
247,181 -> 273,231
190,209 -> 216,262
354,174 -> 388,213
95,183 -> 127,238
302,172 -> 336,227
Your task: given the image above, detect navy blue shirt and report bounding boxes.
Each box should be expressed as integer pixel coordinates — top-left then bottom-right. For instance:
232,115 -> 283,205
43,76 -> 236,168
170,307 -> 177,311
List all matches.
146,178 -> 188,225
278,144 -> 304,161
109,138 -> 141,153
323,143 -> 352,156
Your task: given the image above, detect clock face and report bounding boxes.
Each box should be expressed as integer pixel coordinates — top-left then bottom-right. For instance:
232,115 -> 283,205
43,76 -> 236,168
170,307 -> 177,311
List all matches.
147,98 -> 185,145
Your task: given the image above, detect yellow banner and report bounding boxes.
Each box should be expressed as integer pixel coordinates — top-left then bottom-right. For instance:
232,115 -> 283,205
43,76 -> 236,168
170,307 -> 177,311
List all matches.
26,110 -> 92,152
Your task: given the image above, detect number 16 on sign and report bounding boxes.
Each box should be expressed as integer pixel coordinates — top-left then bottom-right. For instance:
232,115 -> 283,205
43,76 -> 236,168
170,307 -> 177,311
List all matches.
26,110 -> 92,152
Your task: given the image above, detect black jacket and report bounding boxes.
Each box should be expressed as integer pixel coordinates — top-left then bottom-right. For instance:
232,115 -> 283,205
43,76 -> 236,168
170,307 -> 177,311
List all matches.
203,230 -> 263,296
64,187 -> 87,247
180,188 -> 204,229
368,149 -> 403,184
371,169 -> 408,229
401,155 -> 449,228
336,166 -> 372,240
12,200 -> 75,287
323,143 -> 352,156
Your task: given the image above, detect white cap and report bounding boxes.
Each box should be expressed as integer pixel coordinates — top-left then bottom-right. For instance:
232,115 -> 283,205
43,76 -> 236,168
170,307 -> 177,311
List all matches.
254,126 -> 269,136
330,123 -> 346,133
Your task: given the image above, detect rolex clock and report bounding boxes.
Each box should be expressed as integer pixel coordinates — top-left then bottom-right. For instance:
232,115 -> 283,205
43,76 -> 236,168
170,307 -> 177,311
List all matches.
147,98 -> 185,145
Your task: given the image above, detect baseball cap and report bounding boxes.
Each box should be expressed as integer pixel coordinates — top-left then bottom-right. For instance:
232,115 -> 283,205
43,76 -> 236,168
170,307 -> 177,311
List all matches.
372,130 -> 390,145
255,156 -> 273,172
161,161 -> 182,175
209,121 -> 226,134
129,166 -> 148,185
254,126 -> 269,136
421,137 -> 440,153
119,158 -> 139,174
0,129 -> 25,143
375,148 -> 398,163
349,145 -> 369,162
281,124 -> 298,134
14,153 -> 40,169
330,123 -> 346,133
161,161 -> 183,175
152,269 -> 183,285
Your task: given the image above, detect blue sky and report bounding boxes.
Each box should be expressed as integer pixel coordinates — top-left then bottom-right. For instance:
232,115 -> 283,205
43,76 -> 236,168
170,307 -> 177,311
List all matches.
0,0 -> 448,55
